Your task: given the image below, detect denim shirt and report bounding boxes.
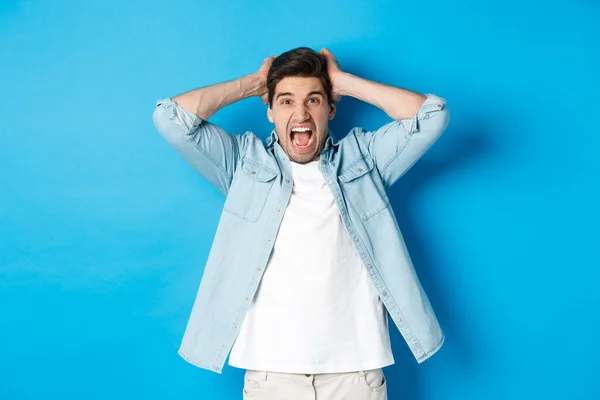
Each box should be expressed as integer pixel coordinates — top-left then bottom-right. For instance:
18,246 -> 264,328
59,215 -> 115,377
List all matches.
152,94 -> 450,373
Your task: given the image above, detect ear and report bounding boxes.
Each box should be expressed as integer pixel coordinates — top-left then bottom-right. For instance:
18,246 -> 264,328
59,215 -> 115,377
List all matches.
328,102 -> 336,120
267,106 -> 274,123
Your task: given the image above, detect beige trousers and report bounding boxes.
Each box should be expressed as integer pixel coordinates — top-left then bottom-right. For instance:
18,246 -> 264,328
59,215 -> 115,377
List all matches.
243,369 -> 388,400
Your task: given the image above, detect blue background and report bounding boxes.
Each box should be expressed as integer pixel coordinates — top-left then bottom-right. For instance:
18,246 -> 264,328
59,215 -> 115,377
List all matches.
1,0 -> 599,399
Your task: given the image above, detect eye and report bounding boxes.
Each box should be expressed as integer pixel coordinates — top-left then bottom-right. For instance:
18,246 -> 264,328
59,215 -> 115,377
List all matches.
281,99 -> 291,105
308,97 -> 320,104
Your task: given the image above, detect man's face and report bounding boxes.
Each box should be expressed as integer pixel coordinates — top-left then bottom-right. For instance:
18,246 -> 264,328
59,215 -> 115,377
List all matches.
268,76 -> 336,164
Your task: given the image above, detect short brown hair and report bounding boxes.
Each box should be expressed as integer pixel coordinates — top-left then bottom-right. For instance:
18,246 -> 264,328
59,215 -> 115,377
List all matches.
267,47 -> 333,108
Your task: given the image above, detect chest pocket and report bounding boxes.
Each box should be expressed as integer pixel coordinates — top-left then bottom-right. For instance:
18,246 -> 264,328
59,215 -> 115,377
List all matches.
338,156 -> 390,221
223,159 -> 279,222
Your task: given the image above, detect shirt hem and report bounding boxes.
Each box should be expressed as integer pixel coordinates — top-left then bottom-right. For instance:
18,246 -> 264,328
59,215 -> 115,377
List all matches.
178,348 -> 223,374
415,334 -> 445,364
228,356 -> 395,374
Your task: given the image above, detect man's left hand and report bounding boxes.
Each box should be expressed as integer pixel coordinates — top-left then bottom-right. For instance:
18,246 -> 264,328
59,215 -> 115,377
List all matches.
320,48 -> 343,102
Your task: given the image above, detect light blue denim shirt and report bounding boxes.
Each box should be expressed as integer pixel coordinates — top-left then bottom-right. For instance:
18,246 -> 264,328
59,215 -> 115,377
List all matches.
152,94 -> 450,373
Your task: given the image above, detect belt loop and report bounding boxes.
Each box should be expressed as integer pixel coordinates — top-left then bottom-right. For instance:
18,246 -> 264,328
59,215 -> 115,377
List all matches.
247,370 -> 268,382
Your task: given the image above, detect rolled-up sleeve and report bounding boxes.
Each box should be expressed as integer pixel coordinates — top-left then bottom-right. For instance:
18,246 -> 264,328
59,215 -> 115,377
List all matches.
361,94 -> 450,188
153,98 -> 249,196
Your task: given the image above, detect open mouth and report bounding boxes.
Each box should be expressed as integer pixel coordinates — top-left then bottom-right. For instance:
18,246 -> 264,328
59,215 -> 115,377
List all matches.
290,126 -> 315,152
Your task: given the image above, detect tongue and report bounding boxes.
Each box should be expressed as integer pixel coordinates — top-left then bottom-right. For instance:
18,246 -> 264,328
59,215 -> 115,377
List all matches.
294,131 -> 311,146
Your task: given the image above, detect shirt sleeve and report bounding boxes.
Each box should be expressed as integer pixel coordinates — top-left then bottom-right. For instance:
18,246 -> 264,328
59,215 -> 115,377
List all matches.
359,94 -> 450,188
152,98 -> 250,196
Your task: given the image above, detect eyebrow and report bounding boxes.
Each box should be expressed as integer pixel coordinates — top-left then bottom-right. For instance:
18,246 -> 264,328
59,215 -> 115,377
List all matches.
275,91 -> 326,100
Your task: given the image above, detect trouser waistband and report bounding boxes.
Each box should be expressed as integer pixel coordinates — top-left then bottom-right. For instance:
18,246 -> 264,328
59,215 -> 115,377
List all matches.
246,369 -> 374,383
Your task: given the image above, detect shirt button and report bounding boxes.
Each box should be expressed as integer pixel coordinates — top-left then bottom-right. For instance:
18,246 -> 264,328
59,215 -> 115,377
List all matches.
354,237 -> 359,243
357,168 -> 363,173
340,209 -> 345,215
366,264 -> 372,269
277,208 -> 281,212
285,179 -> 290,184
382,291 -> 387,297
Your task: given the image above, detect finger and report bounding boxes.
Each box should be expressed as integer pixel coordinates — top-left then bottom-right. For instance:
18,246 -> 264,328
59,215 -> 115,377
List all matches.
322,48 -> 335,59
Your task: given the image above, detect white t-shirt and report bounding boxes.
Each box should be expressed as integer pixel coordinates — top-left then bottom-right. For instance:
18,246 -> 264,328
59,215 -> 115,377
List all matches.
228,157 -> 394,374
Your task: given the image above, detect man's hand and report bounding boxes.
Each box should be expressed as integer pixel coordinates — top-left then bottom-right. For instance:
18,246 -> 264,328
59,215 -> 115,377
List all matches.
319,48 -> 426,120
319,48 -> 343,102
173,56 -> 276,119
257,56 -> 277,104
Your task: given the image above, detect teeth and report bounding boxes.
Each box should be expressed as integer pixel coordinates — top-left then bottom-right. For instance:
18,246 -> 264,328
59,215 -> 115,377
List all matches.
291,127 -> 311,132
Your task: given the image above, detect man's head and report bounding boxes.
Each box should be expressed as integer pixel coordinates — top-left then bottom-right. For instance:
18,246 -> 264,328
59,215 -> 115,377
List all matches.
266,47 -> 336,164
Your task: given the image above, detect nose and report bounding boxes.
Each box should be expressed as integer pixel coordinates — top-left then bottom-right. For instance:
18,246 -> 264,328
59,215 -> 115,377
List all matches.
293,102 -> 309,121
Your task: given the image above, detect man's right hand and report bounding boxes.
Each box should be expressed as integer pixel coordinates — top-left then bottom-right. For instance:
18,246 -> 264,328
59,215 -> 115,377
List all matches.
172,55 -> 278,120
257,56 -> 277,104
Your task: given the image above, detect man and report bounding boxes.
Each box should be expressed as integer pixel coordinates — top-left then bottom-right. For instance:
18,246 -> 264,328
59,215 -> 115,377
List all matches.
153,47 -> 449,399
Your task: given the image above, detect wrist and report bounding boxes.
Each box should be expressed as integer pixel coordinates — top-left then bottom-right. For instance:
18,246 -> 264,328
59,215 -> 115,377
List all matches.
240,73 -> 266,99
335,72 -> 358,97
